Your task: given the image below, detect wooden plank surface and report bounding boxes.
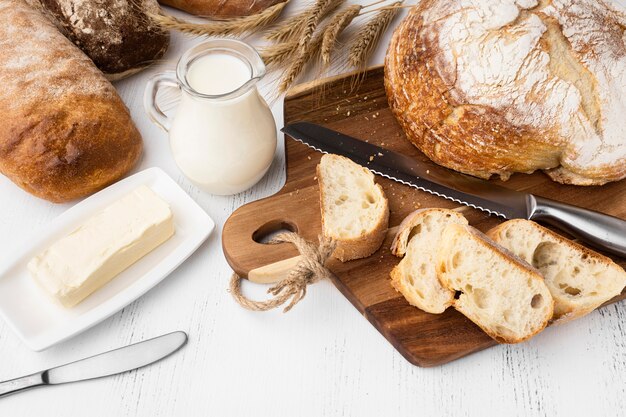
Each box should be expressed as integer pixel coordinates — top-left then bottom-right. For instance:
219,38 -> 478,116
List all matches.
222,65 -> 626,367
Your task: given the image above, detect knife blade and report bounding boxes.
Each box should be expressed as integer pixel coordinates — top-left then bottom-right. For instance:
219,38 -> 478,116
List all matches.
282,122 -> 626,257
0,331 -> 187,398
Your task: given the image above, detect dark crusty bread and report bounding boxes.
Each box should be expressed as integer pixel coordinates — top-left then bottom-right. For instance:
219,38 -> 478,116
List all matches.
0,0 -> 143,202
27,0 -> 169,80
159,0 -> 286,17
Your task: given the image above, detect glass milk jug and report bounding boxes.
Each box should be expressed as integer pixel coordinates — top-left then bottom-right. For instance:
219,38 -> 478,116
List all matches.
144,39 -> 277,195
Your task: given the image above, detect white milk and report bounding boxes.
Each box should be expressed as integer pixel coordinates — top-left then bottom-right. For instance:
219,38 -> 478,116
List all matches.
186,53 -> 251,95
145,40 -> 277,195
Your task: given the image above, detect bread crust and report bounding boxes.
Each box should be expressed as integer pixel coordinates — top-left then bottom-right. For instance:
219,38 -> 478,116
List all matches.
316,157 -> 389,262
437,224 -> 554,344
384,0 -> 626,185
0,0 -> 142,202
159,0 -> 286,17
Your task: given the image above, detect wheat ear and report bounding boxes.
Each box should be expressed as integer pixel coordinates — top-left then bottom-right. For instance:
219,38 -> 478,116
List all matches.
278,28 -> 326,93
149,2 -> 288,37
260,40 -> 300,67
320,4 -> 362,66
265,0 -> 344,43
348,1 -> 403,68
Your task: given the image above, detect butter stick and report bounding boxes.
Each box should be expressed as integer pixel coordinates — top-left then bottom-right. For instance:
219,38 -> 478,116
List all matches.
28,186 -> 175,307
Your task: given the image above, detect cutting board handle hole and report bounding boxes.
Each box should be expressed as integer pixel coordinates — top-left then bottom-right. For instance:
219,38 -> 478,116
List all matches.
252,220 -> 298,244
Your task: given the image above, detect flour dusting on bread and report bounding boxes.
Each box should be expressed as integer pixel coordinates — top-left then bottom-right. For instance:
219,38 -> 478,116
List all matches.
385,0 -> 626,185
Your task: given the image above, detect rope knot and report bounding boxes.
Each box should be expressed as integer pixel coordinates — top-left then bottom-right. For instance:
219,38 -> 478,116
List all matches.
229,232 -> 336,312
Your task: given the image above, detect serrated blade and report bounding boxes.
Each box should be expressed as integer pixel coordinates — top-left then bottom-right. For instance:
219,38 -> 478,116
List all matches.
282,122 -> 533,219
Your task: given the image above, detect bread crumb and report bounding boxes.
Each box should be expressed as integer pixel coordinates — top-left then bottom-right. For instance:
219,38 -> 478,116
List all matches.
369,155 -> 374,161
377,152 -> 383,156
347,111 -> 351,116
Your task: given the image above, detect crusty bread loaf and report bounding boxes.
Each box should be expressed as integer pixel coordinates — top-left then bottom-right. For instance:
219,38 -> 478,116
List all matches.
488,219 -> 626,323
317,154 -> 389,262
27,0 -> 169,80
159,0 -> 286,17
390,208 -> 468,314
385,0 -> 626,185
436,224 -> 554,343
0,0 -> 142,202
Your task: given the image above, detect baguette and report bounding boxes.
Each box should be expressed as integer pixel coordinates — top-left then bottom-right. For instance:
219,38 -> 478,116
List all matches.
437,224 -> 554,343
390,208 -> 468,314
488,219 -> 626,323
317,154 -> 389,262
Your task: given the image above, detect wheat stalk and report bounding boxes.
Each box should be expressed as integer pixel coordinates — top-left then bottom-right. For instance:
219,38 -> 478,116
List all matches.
278,28 -> 326,93
260,40 -> 300,67
348,1 -> 402,68
320,4 -> 362,66
265,0 -> 344,43
148,1 -> 288,37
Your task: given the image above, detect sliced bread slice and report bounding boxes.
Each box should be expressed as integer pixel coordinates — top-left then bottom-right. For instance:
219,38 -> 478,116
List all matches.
317,154 -> 389,262
487,219 -> 626,323
436,224 -> 554,343
389,208 -> 468,314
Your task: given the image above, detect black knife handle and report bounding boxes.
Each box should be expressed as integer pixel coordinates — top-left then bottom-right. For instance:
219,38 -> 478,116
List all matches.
0,372 -> 46,398
530,196 -> 626,258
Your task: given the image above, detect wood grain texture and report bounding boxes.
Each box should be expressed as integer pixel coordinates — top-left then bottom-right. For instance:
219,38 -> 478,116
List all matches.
223,65 -> 626,367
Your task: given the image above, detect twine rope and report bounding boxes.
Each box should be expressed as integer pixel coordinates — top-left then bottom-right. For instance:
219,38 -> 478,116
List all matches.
229,232 -> 336,312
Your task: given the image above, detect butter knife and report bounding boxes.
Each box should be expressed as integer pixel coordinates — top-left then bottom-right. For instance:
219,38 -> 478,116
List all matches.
0,331 -> 187,398
282,122 -> 626,257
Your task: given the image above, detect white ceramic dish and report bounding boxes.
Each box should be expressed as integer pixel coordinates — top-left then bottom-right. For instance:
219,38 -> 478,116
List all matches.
0,167 -> 214,351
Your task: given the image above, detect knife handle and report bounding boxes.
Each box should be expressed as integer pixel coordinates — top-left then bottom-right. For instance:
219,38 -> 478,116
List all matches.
531,196 -> 626,258
0,372 -> 46,398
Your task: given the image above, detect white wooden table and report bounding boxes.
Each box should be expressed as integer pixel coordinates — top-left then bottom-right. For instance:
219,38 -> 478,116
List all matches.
1,3 -> 625,416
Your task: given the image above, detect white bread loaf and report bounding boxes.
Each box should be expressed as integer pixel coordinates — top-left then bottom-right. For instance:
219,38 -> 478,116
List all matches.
385,0 -> 626,185
437,224 -> 554,343
317,154 -> 389,262
488,219 -> 626,323
390,208 -> 468,314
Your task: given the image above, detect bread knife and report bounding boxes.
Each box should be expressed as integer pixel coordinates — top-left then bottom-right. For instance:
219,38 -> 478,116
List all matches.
0,331 -> 187,398
282,122 -> 626,258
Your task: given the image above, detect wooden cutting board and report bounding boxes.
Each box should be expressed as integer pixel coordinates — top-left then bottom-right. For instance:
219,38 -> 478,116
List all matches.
223,66 -> 626,367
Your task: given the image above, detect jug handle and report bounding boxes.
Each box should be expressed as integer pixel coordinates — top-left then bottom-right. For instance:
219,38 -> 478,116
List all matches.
144,71 -> 179,132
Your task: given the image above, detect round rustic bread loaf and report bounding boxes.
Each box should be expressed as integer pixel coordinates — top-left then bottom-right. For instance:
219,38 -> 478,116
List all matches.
385,0 -> 626,185
158,0 -> 286,17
